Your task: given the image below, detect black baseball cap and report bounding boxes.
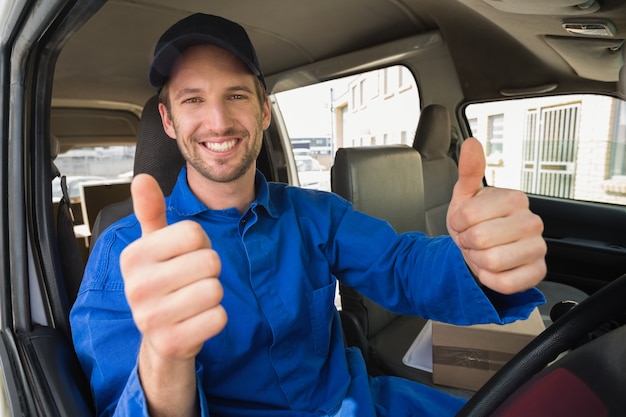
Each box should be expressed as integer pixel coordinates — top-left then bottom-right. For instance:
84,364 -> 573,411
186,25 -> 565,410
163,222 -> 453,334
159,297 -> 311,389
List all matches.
149,13 -> 266,90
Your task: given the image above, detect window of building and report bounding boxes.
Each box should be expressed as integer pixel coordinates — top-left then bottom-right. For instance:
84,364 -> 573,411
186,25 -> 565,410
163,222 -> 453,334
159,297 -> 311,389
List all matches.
468,118 -> 478,137
610,99 -> 626,178
383,68 -> 390,97
398,67 -> 413,92
400,130 -> 408,145
359,79 -> 366,108
486,114 -> 504,161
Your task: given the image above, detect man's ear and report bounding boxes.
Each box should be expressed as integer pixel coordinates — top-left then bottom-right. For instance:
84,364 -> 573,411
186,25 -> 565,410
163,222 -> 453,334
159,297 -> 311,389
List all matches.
262,96 -> 272,130
158,102 -> 177,139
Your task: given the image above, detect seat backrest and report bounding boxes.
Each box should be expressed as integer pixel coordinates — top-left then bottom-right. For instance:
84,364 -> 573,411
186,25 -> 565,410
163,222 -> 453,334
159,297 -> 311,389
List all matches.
89,95 -> 185,245
332,145 -> 426,233
331,145 -> 425,337
132,95 -> 186,194
412,104 -> 457,237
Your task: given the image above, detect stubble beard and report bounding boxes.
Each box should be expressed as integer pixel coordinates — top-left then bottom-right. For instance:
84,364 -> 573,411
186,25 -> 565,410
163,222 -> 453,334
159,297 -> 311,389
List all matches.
174,123 -> 263,184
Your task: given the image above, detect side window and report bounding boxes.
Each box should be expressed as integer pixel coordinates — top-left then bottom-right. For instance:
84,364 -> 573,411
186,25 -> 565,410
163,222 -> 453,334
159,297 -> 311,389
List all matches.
274,65 -> 421,191
466,95 -> 626,206
52,145 -> 135,203
52,145 -> 135,238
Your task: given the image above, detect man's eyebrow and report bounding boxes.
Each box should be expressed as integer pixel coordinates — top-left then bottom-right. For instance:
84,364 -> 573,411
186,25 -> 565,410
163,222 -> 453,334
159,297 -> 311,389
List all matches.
173,88 -> 203,101
173,85 -> 254,101
226,85 -> 255,94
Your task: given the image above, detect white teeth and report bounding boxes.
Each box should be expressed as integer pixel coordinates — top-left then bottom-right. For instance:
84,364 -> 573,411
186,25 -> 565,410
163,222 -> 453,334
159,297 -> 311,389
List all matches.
205,139 -> 237,152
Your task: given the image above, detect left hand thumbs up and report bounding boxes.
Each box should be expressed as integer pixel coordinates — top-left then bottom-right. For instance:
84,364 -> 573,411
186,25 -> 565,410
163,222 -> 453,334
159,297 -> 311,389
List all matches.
447,138 -> 547,294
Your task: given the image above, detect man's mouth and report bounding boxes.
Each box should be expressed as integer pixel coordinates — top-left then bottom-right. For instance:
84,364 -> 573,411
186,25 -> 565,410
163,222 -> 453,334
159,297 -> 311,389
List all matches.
203,139 -> 238,153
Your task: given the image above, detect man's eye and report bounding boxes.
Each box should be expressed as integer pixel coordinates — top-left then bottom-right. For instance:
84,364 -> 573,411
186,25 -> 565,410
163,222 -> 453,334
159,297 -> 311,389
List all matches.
183,97 -> 201,104
231,94 -> 246,100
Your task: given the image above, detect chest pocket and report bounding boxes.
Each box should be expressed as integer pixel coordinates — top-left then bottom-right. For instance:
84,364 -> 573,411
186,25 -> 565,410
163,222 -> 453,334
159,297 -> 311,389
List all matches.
307,281 -> 337,357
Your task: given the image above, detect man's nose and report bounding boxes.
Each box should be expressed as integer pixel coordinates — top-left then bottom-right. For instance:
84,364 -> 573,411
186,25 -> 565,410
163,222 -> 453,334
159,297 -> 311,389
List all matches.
204,100 -> 235,132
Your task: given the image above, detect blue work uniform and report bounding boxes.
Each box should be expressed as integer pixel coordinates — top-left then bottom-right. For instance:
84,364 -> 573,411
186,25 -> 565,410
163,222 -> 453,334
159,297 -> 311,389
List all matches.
70,168 -> 544,417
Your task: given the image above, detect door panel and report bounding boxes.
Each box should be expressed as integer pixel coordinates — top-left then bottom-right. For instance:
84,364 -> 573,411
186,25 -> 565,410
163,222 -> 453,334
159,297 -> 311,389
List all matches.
530,195 -> 626,294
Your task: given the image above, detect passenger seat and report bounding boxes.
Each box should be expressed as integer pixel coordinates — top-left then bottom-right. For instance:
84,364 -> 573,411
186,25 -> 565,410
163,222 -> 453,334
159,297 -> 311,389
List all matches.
331,145 -> 471,397
412,104 -> 457,237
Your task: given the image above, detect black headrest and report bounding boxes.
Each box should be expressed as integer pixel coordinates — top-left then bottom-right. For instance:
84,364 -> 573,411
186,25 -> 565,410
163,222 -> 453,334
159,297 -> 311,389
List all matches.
412,104 -> 451,160
133,95 -> 186,196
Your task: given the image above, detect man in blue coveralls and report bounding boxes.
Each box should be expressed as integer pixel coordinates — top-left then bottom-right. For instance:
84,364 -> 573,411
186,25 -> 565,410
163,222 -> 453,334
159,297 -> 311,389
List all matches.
71,13 -> 547,417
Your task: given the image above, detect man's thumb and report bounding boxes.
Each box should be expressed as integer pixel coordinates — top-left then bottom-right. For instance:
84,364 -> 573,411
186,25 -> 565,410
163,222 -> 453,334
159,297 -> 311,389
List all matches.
132,174 -> 167,236
453,137 -> 486,201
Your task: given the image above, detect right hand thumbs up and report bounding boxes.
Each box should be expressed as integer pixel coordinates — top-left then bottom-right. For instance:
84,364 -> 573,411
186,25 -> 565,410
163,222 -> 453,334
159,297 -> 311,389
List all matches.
120,173 -> 227,414
132,173 -> 168,236
120,174 -> 227,362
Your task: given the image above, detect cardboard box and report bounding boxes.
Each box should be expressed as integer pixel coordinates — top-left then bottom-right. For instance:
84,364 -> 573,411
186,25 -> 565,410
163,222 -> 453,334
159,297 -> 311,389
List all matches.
431,308 -> 545,391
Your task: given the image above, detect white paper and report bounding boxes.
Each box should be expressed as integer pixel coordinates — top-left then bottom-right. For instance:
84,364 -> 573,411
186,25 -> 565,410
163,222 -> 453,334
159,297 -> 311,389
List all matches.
401,319 -> 433,372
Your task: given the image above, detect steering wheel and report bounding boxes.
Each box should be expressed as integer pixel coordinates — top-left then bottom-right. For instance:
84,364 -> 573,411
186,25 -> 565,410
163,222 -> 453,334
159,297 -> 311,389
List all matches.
456,273 -> 626,417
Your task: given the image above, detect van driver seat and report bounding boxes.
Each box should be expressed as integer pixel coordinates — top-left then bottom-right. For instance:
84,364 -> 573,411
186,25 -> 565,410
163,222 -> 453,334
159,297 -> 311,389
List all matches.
89,95 -> 185,248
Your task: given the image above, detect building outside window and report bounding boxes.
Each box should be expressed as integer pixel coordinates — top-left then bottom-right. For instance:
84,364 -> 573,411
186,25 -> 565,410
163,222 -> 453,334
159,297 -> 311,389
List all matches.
486,114 -> 504,166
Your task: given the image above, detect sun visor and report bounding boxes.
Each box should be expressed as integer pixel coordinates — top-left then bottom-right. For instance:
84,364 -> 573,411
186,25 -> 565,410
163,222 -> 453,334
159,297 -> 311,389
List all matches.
544,36 -> 624,82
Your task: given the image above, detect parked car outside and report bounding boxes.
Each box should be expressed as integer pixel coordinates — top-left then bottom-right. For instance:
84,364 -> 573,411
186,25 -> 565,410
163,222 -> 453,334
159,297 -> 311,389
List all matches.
295,154 -> 331,191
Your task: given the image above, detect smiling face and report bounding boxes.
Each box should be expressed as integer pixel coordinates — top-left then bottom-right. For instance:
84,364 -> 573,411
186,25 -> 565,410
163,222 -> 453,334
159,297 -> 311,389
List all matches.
159,45 -> 270,186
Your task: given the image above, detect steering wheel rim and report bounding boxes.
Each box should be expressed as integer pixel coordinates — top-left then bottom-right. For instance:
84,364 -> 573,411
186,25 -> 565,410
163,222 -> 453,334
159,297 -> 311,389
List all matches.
455,273 -> 626,417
